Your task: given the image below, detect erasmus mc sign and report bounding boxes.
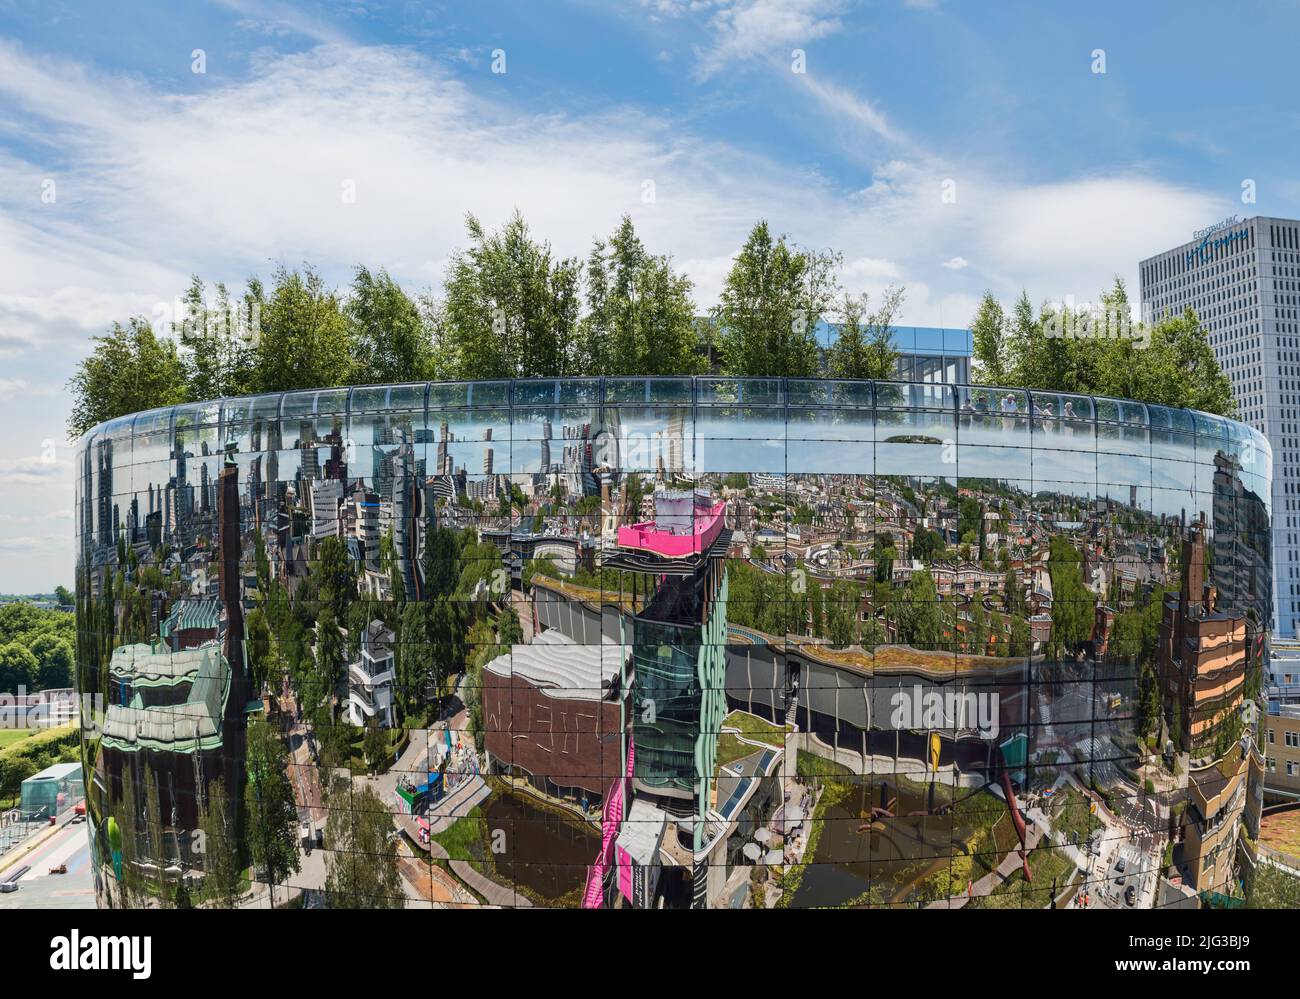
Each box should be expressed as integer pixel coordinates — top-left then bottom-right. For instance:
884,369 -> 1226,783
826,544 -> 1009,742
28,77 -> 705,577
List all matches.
1186,215 -> 1248,266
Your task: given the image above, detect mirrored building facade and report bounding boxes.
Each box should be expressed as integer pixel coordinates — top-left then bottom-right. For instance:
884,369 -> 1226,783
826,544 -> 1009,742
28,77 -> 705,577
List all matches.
74,377 -> 1273,909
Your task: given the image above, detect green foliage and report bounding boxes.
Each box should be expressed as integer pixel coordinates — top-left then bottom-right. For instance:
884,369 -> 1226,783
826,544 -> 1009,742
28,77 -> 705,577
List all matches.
308,535 -> 357,622
1047,536 -> 1095,656
439,211 -> 582,378
310,606 -> 344,724
970,291 -> 1009,384
969,280 -> 1237,417
347,266 -> 434,384
0,724 -> 79,806
726,560 -> 806,637
824,578 -> 862,648
712,220 -> 840,377
361,715 -> 386,771
898,570 -> 943,650
244,717 -> 301,889
423,524 -> 461,600
827,286 -> 904,380
323,778 -> 403,908
1247,862 -> 1300,909
2,604 -> 76,694
0,642 -> 39,693
252,266 -> 353,393
67,319 -> 188,436
175,276 -> 259,400
578,215 -> 702,376
67,218 -> 1240,450
197,777 -> 244,909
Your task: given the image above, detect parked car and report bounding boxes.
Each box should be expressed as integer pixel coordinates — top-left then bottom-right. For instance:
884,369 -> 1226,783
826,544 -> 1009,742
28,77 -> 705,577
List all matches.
1124,883 -> 1137,907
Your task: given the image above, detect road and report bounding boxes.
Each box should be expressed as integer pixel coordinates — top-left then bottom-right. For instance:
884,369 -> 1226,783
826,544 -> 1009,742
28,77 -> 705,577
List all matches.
0,819 -> 95,910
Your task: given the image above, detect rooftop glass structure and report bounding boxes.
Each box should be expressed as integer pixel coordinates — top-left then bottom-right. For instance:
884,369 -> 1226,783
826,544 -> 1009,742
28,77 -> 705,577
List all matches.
75,377 -> 1272,909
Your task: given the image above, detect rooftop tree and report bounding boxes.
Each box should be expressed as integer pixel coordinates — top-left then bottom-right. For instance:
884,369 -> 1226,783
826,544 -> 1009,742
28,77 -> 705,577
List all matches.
67,318 -> 188,437
827,285 -> 905,380
578,215 -> 701,376
713,220 -> 840,377
439,211 -> 582,379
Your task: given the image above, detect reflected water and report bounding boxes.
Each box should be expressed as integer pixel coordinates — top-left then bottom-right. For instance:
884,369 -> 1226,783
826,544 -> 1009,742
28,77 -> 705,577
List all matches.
483,792 -> 600,904
792,777 -> 984,907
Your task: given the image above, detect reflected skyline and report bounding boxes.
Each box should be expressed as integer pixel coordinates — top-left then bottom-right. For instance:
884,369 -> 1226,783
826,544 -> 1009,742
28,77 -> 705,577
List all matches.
74,377 -> 1271,909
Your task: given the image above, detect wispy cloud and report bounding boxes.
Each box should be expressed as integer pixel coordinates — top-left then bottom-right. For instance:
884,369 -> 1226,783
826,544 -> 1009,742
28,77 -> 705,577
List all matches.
0,454 -> 70,487
688,0 -> 849,80
0,533 -> 67,553
214,0 -> 355,46
790,71 -> 912,149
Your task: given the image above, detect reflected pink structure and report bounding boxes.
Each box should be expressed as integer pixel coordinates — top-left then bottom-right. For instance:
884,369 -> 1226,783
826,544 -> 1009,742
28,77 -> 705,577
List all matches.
615,492 -> 726,557
583,740 -> 634,909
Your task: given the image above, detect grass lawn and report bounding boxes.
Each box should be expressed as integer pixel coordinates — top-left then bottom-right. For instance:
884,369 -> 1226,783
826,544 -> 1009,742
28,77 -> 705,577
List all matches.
0,729 -> 37,750
0,722 -> 76,751
1049,785 -> 1102,845
716,711 -> 789,772
1260,808 -> 1300,860
347,726 -> 409,775
722,710 -> 788,742
966,843 -> 1078,909
430,804 -> 488,863
795,750 -> 854,780
715,733 -> 755,770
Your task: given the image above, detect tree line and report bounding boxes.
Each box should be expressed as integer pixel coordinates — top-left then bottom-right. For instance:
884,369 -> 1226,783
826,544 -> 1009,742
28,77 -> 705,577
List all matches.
0,602 -> 74,693
66,213 -> 906,436
68,212 -> 1238,437
969,280 -> 1236,416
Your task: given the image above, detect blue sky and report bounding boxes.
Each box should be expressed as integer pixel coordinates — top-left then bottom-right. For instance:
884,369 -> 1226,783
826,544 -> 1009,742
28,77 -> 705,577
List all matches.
1,0 -> 1298,590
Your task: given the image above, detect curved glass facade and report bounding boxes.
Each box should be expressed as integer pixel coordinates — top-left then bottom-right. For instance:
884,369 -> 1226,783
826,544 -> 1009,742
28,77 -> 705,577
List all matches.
74,378 -> 1273,908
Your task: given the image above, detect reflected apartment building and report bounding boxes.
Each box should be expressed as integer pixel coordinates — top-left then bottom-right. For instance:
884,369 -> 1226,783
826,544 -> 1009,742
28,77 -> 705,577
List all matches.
75,376 -> 1271,908
1141,217 -> 1300,640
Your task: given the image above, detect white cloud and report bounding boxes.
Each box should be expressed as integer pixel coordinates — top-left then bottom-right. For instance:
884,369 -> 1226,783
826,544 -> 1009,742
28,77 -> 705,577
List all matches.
0,534 -> 67,554
790,72 -> 911,148
0,454 -> 70,487
692,0 -> 848,79
842,257 -> 903,283
942,256 -> 968,270
0,509 -> 73,523
216,0 -> 354,45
